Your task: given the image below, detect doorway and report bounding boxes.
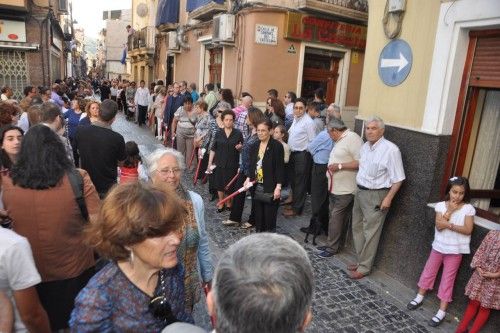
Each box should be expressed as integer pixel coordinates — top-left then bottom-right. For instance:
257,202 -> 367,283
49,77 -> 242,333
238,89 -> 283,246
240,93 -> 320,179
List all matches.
166,55 -> 174,85
301,47 -> 342,104
208,47 -> 222,87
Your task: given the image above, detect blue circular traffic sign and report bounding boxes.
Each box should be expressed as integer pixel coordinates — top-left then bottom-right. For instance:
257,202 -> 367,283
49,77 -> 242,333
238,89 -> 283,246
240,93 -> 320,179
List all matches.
378,39 -> 412,86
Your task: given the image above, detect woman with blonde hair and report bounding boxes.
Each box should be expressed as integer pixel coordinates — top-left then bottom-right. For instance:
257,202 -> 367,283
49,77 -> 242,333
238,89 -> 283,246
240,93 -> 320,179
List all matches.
79,100 -> 100,126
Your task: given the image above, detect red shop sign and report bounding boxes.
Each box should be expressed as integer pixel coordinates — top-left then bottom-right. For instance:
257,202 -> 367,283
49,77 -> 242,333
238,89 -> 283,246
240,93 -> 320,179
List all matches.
284,12 -> 367,51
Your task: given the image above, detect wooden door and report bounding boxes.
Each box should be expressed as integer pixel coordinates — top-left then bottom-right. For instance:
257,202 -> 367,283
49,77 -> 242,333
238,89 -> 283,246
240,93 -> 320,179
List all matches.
301,54 -> 340,103
209,47 -> 222,86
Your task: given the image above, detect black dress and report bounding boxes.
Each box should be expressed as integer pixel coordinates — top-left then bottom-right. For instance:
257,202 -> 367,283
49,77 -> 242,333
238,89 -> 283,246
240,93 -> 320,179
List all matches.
211,127 -> 243,192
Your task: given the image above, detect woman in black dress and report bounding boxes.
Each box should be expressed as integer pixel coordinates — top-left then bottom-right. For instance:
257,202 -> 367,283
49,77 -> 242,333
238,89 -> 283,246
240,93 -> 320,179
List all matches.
207,109 -> 243,212
245,118 -> 284,232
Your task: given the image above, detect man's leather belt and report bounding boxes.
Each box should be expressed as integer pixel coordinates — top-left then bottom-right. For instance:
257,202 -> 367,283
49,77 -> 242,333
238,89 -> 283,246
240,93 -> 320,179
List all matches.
357,185 -> 390,191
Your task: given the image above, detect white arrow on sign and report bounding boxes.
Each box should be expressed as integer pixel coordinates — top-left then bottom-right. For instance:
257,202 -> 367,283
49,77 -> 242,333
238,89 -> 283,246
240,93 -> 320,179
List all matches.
381,52 -> 408,72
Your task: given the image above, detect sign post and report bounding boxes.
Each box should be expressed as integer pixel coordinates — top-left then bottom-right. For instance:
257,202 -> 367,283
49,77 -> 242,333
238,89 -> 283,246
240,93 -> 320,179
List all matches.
378,39 -> 412,86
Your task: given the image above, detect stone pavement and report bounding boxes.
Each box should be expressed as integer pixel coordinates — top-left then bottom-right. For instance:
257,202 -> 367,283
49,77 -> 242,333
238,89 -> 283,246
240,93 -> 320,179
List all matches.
112,114 -> 466,333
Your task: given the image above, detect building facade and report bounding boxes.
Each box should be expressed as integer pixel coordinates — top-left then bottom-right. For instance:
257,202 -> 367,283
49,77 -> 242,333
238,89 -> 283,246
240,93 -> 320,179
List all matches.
72,27 -> 87,78
102,9 -> 131,80
356,0 -> 499,325
127,0 -> 157,85
154,0 -> 368,120
0,0 -> 74,98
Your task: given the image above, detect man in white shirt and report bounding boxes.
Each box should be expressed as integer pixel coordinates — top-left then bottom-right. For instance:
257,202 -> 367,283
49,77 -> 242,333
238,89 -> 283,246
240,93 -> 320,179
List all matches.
283,98 -> 316,217
134,80 -> 150,127
162,233 -> 314,333
349,116 -> 405,279
317,118 -> 363,258
0,228 -> 51,333
110,80 -> 118,102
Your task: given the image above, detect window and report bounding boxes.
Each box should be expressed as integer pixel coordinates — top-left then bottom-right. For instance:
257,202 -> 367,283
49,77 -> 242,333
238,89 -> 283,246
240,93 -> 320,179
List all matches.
444,30 -> 500,222
0,50 -> 29,100
110,10 -> 121,20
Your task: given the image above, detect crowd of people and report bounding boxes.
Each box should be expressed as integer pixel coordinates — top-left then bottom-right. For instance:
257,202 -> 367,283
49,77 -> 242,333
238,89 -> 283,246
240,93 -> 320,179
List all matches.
0,77 -> 498,333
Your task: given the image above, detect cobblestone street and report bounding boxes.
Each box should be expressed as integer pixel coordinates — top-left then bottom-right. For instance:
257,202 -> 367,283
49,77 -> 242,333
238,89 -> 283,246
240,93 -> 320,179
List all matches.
113,115 -> 462,333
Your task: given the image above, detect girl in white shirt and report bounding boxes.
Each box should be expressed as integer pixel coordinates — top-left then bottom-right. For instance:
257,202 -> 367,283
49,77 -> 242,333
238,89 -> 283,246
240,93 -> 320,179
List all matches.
407,176 -> 475,327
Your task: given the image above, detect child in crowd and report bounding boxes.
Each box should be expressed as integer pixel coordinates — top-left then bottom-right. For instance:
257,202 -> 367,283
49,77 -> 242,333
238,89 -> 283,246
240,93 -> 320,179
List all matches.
407,176 -> 475,327
455,230 -> 499,333
119,141 -> 144,183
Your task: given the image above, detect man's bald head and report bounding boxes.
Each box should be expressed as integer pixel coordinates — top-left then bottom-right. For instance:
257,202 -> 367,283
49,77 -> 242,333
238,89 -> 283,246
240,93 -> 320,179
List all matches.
241,95 -> 253,108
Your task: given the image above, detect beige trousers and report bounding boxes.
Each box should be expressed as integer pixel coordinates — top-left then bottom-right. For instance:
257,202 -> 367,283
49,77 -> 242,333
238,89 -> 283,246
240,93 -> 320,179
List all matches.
351,188 -> 389,275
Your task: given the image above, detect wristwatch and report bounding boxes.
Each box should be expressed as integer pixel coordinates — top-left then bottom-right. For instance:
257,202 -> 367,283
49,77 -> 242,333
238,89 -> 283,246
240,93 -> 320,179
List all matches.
338,163 -> 343,170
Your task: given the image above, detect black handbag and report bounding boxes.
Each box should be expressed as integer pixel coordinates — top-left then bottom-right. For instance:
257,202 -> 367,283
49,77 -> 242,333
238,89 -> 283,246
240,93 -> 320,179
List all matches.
253,184 -> 274,203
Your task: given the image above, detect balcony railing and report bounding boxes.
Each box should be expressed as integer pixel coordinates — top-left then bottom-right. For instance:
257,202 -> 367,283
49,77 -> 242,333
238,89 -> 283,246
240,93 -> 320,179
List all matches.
127,26 -> 156,52
187,0 -> 226,21
296,0 -> 368,22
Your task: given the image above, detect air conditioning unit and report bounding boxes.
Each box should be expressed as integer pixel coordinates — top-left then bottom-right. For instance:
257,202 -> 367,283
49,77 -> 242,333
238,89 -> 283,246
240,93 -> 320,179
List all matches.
213,14 -> 235,43
59,0 -> 68,13
167,31 -> 179,51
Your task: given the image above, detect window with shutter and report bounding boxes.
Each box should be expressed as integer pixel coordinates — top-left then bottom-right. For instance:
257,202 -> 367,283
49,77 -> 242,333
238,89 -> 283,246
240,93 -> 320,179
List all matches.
443,29 -> 500,223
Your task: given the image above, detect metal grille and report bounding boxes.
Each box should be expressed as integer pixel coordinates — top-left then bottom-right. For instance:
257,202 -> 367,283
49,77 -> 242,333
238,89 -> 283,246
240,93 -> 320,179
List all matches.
0,50 -> 29,100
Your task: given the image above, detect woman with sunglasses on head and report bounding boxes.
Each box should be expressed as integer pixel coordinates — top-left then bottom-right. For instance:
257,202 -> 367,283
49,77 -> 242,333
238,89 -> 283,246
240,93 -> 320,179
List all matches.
70,182 -> 193,331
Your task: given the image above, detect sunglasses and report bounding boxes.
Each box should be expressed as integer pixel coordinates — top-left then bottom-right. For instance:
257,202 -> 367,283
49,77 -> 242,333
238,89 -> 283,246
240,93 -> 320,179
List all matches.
148,271 -> 178,323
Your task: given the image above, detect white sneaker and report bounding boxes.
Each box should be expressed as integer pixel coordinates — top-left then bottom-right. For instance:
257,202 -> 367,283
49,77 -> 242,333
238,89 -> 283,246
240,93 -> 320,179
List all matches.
222,219 -> 239,226
240,222 -> 253,229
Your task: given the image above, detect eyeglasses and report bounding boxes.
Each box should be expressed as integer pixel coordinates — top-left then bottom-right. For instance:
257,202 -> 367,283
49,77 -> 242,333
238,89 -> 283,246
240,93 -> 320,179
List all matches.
148,272 -> 178,323
156,168 -> 182,176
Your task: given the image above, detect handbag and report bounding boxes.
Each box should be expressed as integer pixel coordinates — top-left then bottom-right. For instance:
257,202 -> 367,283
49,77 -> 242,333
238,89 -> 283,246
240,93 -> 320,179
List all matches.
253,184 -> 275,203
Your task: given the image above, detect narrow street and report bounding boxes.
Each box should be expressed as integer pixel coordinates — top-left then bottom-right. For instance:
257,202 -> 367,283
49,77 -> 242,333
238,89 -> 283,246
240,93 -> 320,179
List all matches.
112,114 -> 466,333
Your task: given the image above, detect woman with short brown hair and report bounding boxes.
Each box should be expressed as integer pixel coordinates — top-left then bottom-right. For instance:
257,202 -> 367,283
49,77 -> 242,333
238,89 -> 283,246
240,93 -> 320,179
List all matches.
70,182 -> 194,331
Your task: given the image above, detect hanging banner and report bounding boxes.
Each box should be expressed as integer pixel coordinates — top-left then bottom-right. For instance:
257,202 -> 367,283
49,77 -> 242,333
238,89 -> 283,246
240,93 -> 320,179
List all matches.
284,12 -> 366,51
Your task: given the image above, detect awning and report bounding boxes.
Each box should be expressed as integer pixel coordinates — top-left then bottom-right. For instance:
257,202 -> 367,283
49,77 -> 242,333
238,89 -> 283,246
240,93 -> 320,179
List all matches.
0,41 -> 39,50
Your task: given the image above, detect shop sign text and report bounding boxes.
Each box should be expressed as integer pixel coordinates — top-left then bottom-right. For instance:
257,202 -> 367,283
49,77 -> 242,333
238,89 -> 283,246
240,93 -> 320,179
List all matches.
284,12 -> 366,51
